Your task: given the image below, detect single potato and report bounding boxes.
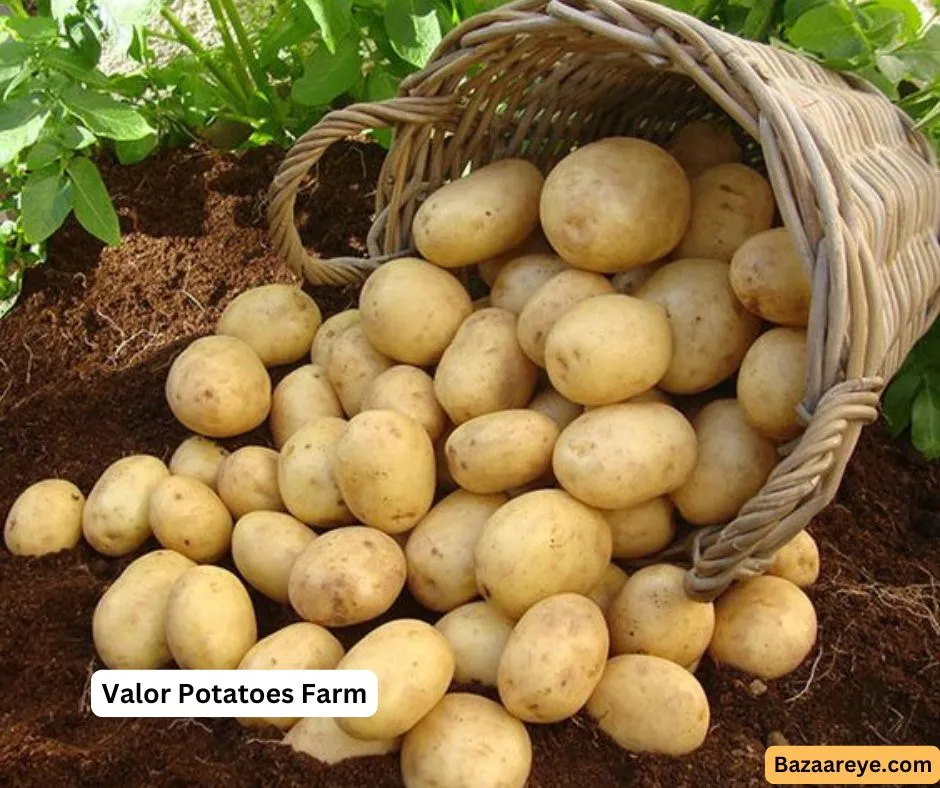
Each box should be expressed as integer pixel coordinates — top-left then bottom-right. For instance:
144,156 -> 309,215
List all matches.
326,324 -> 394,417
310,309 -> 361,368
217,446 -> 284,518
730,227 -> 811,327
767,529 -> 820,587
490,253 -> 568,314
270,364 -> 343,449
168,435 -> 229,491
361,366 -> 446,442
668,120 -> 743,177
604,496 -> 676,560
434,601 -> 514,687
527,387 -> 583,430
477,230 -> 554,286
737,327 -> 808,441
285,717 -> 400,764
4,479 -> 84,556
231,511 -> 316,604
149,475 -> 233,563
587,563 -> 630,616
611,260 -> 664,296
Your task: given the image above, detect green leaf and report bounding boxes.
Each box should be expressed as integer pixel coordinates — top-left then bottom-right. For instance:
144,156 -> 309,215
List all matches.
0,40 -> 28,84
51,0 -> 79,23
65,18 -> 103,68
39,49 -> 110,89
57,123 -> 97,150
783,0 -> 832,27
882,369 -> 922,436
911,380 -> 940,460
0,96 -> 49,167
26,141 -> 62,170
66,157 -> 121,246
366,67 -> 401,102
858,4 -> 905,49
385,0 -> 443,67
787,3 -> 871,62
6,17 -> 59,41
893,27 -> 940,87
22,167 -> 73,244
860,0 -> 923,39
302,0 -> 354,53
291,39 -> 362,106
61,86 -> 155,141
114,132 -> 158,164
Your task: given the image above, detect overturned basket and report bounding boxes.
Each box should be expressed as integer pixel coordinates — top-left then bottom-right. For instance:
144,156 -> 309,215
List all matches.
268,0 -> 940,601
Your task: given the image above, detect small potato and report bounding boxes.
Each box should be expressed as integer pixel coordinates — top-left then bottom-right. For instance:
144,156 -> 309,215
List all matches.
92,549 -> 195,669
402,693 -> 532,788
587,654 -> 709,755
478,230 -> 554,287
445,410 -> 559,494
675,163 -> 775,261
82,455 -> 169,557
434,601 -> 514,687
474,489 -> 612,619
587,563 -> 630,615
767,530 -> 820,588
217,446 -> 284,518
278,417 -> 355,527
545,293 -> 672,406
608,564 -> 715,666
527,387 -> 583,430
434,423 -> 458,493
434,308 -> 538,424
414,159 -> 544,268
310,309 -> 361,368
270,364 -> 343,449
553,404 -> 697,511
737,327 -> 808,441
169,436 -> 229,491
361,366 -> 446,442
517,270 -> 616,367
285,717 -> 400,764
490,253 -> 568,314
498,593 -> 609,723
149,476 -> 233,563
730,228 -> 811,327
165,565 -> 257,670
4,479 -> 84,556
709,575 -> 817,679
628,388 -> 672,405
604,497 -> 676,560
165,335 -> 271,438
668,120 -> 743,177
231,511 -> 316,604
406,490 -> 507,612
217,284 -> 322,367
671,399 -> 778,526
326,324 -> 394,417
636,258 -> 761,394
611,260 -> 663,295
336,619 -> 455,741
288,526 -> 406,627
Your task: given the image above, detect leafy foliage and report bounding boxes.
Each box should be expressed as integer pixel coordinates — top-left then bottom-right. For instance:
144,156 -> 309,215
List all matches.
883,320 -> 940,460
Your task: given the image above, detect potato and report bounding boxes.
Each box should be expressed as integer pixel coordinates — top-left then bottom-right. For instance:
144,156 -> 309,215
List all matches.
604,496 -> 676,560
401,693 -> 532,788
474,489 -> 612,618
545,293 -> 672,406
767,529 -> 820,587
414,159 -> 543,268
527,387 -> 583,430
587,654 -> 709,755
285,717 -> 401,764
587,563 -> 629,615
611,260 -> 663,295
668,120 -> 743,177
709,575 -> 817,679
231,511 -> 316,604
406,490 -> 507,612
628,388 -> 672,405
434,423 -> 458,493
310,309 -> 360,368
445,410 -> 558,494
490,253 -> 568,314
165,565 -> 257,669
336,619 -> 455,740
553,404 -> 697,510
326,324 -> 394,417
82,455 -> 169,556
288,526 -> 406,627
237,622 -> 344,730
517,270 -> 616,367
730,228 -> 811,327
270,364 -> 343,449
334,410 -> 436,533
165,335 -> 271,438
279,417 -> 355,527
4,479 -> 84,556
149,476 -> 233,563
92,549 -> 195,669
217,284 -> 322,367
216,446 -> 284,518
168,436 -> 229,491
675,163 -> 775,261
540,137 -> 690,272
434,308 -> 538,424
477,231 -> 554,287
361,366 -> 446,442
434,601 -> 514,687
737,327 -> 807,441
498,593 -> 608,723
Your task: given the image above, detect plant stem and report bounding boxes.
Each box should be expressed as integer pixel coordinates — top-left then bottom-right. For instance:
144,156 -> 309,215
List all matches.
7,0 -> 28,18
204,0 -> 257,103
740,0 -> 775,42
217,0 -> 281,118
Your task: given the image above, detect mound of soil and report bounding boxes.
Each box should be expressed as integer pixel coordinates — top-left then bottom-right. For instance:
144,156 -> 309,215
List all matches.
0,143 -> 937,788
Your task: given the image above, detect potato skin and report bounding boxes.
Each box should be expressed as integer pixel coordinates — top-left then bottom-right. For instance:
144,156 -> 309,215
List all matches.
490,253 -> 568,314
737,327 -> 807,441
477,231 -> 554,287
285,717 -> 400,764
767,529 -> 820,587
231,511 -> 316,604
270,364 -> 343,449
217,446 -> 284,518
730,228 -> 811,327
434,601 -> 514,686
310,309 -> 361,368
169,436 -> 229,491
149,475 -> 234,563
587,563 -> 630,616
604,496 -> 676,560
527,387 -> 583,430
361,366 -> 446,442
668,120 -> 743,177
326,324 -> 394,417
4,479 -> 84,556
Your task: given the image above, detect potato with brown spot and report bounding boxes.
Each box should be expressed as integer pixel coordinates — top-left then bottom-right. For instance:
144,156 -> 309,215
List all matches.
730,227 -> 811,327
149,475 -> 233,563
326,324 -> 394,417
490,253 -> 569,314
169,436 -> 229,491
216,446 -> 285,518
4,479 -> 85,556
668,120 -> 743,177
361,365 -> 446,442
269,364 -> 343,449
310,309 -> 360,368
231,511 -> 316,604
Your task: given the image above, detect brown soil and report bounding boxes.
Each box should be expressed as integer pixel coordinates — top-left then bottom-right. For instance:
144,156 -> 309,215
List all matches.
1,143 -> 938,788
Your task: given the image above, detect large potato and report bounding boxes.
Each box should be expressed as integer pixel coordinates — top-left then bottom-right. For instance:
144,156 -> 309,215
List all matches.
285,717 -> 400,764
165,565 -> 257,669
434,601 -> 514,687
604,496 -> 676,560
336,619 -> 455,741
4,479 -> 84,556
82,455 -> 169,556
413,159 -> 543,268
675,163 -> 775,261
668,120 -> 743,177
310,309 -> 360,368
92,549 -> 195,669
527,386 -> 583,430
474,489 -> 612,619
288,526 -> 406,627
540,137 -> 690,272
216,446 -> 284,518
545,293 -> 672,406
270,364 -> 343,449
406,490 -> 507,612
730,228 -> 811,327
636,258 -> 761,394
587,654 -> 710,755
498,593 -> 609,723
149,475 -> 233,563
231,511 -> 316,604
587,563 -> 630,616
217,284 -> 322,367
767,529 -> 820,587
165,335 -> 271,438
737,327 -> 807,441
490,253 -> 568,314
168,436 -> 229,491
361,366 -> 446,442
553,404 -> 697,510
326,324 -> 394,417
434,308 -> 538,424
401,694 -> 532,788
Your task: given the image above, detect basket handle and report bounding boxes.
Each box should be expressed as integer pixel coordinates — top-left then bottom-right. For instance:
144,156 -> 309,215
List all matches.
267,97 -> 456,287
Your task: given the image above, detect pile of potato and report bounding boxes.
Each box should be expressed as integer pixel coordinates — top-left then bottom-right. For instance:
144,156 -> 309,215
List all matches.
3,120 -> 826,787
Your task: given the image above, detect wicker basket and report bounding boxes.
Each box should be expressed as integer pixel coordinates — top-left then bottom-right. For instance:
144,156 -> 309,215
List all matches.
267,0 -> 940,601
